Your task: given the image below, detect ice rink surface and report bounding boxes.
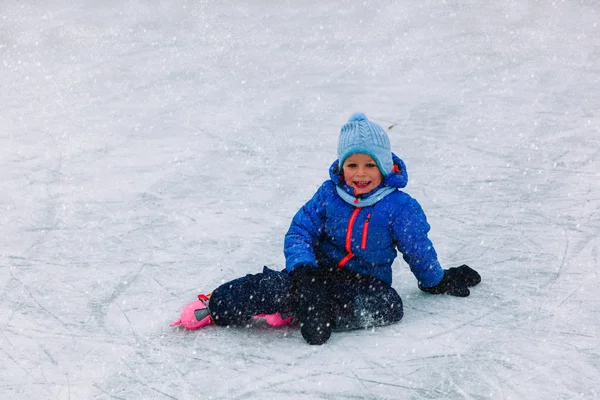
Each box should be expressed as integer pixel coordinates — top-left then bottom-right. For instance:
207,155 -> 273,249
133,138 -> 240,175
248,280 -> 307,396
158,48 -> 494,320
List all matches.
1,1 -> 599,399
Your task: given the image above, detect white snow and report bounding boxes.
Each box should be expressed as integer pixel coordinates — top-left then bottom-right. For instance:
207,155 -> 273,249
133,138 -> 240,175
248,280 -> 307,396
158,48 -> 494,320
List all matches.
1,0 -> 599,399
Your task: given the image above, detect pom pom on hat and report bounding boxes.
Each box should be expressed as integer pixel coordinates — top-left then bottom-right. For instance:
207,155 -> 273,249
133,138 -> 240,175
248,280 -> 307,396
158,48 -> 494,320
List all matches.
337,112 -> 393,176
348,112 -> 367,122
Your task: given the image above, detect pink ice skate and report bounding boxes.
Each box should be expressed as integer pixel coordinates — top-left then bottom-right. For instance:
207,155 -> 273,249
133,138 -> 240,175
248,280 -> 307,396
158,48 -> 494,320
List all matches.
171,293 -> 293,330
170,294 -> 213,330
253,313 -> 293,327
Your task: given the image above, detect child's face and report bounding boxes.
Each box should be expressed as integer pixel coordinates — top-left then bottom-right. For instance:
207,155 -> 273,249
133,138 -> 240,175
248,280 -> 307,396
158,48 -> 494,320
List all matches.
342,153 -> 383,195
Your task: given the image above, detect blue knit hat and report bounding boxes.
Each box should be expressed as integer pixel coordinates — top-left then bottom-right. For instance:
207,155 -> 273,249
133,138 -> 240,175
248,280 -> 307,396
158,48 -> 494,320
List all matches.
337,112 -> 393,176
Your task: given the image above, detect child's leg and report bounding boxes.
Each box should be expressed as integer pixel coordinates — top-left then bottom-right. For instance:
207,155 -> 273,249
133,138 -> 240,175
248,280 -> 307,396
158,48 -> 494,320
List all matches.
331,271 -> 403,332
209,266 -> 293,326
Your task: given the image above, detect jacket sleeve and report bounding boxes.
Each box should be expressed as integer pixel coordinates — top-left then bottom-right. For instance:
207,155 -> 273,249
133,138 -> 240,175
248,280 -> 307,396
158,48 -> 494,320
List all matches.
284,183 -> 327,273
391,197 -> 444,288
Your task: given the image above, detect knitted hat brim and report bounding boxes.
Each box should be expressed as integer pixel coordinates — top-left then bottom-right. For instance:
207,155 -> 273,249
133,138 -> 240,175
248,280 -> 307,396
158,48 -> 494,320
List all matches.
338,146 -> 392,177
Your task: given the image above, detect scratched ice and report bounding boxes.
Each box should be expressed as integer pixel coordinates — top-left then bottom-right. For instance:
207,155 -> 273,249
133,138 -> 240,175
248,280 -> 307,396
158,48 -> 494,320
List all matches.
1,1 -> 599,399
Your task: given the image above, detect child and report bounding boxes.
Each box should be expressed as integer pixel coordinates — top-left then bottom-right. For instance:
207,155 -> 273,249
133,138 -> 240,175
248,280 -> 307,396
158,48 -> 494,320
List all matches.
171,112 -> 481,345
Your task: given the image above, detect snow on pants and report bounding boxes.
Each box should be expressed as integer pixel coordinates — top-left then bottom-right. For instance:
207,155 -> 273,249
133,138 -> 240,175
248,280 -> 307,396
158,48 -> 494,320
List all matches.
209,266 -> 403,331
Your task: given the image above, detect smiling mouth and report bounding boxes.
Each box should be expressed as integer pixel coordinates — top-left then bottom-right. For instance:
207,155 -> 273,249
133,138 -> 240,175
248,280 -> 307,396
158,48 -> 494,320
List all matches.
354,181 -> 371,188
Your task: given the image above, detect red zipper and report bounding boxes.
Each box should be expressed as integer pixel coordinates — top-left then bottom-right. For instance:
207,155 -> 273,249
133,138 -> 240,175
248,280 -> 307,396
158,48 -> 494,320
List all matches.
338,208 -> 361,269
361,213 -> 371,250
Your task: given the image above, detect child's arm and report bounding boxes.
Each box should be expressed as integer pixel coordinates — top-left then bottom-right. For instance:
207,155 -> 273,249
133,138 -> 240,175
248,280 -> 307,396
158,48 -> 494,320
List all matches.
392,197 -> 445,288
393,197 -> 481,296
283,183 -> 327,273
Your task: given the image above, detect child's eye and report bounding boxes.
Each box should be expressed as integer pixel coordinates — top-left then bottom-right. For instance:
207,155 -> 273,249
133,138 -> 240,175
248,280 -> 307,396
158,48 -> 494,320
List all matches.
366,163 -> 377,168
346,163 -> 357,168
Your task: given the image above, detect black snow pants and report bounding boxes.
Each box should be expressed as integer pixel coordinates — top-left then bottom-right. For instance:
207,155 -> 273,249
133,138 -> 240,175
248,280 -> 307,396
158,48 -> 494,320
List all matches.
209,266 -> 403,331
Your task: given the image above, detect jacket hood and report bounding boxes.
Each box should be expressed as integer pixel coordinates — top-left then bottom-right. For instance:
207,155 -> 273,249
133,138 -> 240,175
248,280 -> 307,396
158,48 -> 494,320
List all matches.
329,152 -> 408,207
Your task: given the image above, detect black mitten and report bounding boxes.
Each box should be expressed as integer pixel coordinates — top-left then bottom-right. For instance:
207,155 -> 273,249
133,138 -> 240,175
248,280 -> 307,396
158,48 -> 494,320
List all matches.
419,265 -> 481,297
445,264 -> 481,287
289,266 -> 333,345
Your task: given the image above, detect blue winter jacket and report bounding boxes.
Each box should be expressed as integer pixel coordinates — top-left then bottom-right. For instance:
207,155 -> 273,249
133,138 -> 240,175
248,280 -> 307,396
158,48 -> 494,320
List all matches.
284,153 -> 444,288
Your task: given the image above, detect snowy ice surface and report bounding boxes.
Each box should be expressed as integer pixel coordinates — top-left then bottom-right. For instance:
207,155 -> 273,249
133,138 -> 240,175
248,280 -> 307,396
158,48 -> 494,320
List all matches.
1,1 -> 599,399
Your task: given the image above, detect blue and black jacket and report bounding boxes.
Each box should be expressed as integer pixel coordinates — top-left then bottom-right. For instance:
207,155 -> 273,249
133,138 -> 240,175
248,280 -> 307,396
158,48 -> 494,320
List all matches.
284,153 -> 444,288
